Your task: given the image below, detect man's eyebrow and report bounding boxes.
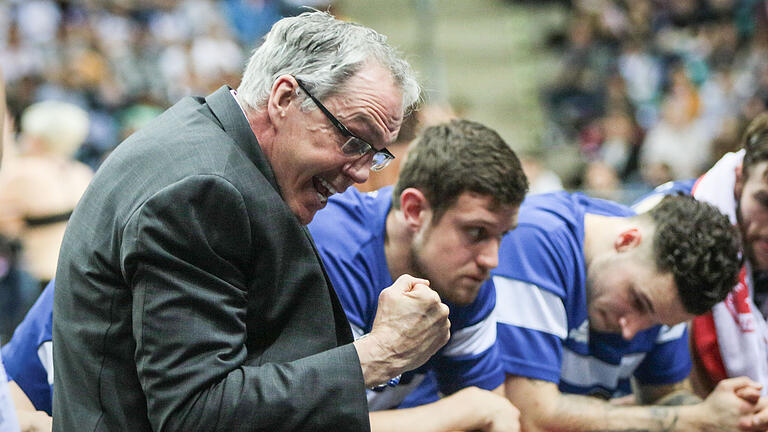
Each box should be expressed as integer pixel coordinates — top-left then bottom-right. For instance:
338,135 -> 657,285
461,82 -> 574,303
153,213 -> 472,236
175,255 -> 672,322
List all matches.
638,290 -> 655,313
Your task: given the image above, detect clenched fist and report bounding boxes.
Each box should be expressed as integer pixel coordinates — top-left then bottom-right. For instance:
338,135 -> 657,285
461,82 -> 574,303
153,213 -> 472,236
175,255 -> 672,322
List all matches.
354,274 -> 451,387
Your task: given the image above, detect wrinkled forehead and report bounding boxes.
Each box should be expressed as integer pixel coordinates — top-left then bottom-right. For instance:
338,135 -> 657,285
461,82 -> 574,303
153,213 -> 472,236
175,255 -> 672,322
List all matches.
335,71 -> 404,144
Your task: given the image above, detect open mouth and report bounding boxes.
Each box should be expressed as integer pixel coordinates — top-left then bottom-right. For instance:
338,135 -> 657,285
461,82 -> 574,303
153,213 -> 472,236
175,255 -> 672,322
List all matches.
312,176 -> 338,204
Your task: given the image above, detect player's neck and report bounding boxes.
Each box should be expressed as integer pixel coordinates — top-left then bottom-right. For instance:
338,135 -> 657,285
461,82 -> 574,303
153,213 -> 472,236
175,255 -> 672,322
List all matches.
583,213 -> 624,266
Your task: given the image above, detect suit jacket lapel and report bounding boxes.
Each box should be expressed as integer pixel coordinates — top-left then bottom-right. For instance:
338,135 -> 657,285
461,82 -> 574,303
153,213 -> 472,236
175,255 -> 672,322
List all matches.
204,86 -> 282,196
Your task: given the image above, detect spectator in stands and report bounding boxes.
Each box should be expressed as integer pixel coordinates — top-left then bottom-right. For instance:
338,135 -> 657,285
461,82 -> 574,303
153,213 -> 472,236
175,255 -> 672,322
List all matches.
543,0 -> 768,193
0,100 -> 93,285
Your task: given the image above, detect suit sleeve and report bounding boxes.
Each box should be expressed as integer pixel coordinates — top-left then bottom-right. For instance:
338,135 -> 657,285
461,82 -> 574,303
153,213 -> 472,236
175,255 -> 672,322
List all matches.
121,175 -> 368,432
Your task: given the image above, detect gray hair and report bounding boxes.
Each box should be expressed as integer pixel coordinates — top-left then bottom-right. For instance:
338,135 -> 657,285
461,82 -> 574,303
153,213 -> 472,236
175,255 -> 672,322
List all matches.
236,11 -> 420,115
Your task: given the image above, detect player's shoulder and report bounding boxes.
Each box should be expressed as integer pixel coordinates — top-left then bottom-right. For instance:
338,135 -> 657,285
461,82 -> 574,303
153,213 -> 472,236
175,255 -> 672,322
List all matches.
309,187 -> 392,250
447,281 -> 496,328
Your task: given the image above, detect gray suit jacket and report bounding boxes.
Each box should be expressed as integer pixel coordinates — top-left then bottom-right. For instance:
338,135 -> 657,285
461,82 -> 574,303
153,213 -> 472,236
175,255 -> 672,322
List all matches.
52,86 -> 370,431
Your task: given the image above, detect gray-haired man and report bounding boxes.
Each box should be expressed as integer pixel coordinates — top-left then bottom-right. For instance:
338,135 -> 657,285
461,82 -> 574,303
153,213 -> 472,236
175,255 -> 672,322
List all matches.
53,12 -> 448,431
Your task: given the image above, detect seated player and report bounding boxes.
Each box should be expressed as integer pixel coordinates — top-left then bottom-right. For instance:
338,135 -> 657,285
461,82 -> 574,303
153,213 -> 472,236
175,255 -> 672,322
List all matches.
308,119 -> 528,432
634,113 -> 768,400
494,191 -> 767,431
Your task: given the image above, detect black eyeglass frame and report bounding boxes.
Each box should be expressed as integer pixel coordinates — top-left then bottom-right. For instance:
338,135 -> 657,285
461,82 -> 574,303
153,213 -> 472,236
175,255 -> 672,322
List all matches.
294,77 -> 395,171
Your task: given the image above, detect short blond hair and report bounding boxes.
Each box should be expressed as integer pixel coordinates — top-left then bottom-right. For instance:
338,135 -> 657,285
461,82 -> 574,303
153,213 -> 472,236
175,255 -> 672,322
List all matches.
21,100 -> 89,157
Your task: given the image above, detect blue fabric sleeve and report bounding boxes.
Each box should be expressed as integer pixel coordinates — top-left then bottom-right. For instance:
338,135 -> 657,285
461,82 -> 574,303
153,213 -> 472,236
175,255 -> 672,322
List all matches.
398,371 -> 440,408
1,280 -> 54,415
633,325 -> 692,385
497,323 -> 563,383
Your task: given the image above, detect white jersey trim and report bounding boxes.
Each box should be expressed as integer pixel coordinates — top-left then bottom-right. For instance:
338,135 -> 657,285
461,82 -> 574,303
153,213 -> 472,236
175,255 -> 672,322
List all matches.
349,323 -> 365,341
37,341 -> 53,386
494,276 -> 567,339
560,348 -> 646,389
655,323 -> 686,344
442,312 -> 496,358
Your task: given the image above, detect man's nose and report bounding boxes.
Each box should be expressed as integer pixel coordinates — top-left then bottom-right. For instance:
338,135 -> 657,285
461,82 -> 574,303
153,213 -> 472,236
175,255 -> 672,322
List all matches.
343,153 -> 372,184
477,238 -> 500,270
619,315 -> 652,340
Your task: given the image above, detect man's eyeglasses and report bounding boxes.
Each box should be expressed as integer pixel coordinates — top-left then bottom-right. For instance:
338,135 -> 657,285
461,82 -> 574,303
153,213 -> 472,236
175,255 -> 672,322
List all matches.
294,78 -> 394,171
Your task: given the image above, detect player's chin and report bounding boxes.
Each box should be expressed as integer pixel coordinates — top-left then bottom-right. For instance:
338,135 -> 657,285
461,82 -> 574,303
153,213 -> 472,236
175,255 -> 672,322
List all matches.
451,280 -> 483,305
291,191 -> 328,225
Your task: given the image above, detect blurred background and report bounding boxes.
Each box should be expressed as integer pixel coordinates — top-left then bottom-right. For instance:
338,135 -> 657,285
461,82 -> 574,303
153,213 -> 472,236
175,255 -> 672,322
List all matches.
0,0 -> 767,336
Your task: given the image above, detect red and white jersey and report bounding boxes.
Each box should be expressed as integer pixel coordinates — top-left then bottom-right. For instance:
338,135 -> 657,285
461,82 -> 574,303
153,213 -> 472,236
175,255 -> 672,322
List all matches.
690,150 -> 768,393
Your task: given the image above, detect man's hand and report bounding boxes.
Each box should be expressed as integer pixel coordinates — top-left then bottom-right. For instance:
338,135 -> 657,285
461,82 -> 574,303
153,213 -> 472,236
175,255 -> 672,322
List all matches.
687,377 -> 763,431
368,386 -> 518,432
458,386 -> 519,432
17,411 -> 52,432
736,391 -> 768,431
355,274 -> 450,387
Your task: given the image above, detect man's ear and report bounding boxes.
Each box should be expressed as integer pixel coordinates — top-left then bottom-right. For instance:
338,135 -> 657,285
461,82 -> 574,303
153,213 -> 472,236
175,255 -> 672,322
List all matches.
615,227 -> 642,252
266,75 -> 298,126
399,188 -> 430,232
734,163 -> 744,202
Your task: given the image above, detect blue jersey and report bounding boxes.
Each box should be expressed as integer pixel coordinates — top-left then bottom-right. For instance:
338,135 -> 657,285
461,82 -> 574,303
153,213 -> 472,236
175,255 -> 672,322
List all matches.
493,192 -> 691,398
632,179 -> 696,214
308,187 -> 503,410
2,280 -> 54,415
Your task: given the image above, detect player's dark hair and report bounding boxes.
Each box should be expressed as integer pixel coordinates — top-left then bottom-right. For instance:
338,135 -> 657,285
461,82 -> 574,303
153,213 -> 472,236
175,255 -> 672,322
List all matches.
741,112 -> 768,179
648,195 -> 741,315
393,119 -> 529,222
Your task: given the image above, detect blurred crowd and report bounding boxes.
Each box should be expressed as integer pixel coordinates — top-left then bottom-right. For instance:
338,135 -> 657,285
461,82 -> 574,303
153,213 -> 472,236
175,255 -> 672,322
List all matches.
0,0 -> 331,169
541,0 -> 768,202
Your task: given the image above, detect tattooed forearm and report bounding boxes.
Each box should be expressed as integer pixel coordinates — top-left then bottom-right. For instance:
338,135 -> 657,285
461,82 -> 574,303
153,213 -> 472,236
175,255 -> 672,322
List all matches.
654,392 -> 701,406
558,395 -> 682,432
635,380 -> 698,405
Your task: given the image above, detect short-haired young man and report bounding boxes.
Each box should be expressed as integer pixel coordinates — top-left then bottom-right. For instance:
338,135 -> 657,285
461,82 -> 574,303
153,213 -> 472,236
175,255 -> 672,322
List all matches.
309,119 -> 529,432
494,191 -> 765,431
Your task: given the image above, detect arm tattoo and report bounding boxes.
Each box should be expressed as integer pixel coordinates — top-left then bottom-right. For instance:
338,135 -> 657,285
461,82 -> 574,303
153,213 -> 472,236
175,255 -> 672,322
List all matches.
654,392 -> 701,406
559,395 -> 682,432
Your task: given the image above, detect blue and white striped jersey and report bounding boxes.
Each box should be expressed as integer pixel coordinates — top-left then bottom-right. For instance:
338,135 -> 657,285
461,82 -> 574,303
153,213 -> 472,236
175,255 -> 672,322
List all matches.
308,187 -> 504,410
2,280 -> 53,415
493,192 -> 691,398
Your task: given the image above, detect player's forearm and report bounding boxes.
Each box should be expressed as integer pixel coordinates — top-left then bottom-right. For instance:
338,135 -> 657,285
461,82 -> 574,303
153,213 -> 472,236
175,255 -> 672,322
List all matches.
369,387 -> 509,432
527,393 -> 704,432
635,379 -> 702,406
